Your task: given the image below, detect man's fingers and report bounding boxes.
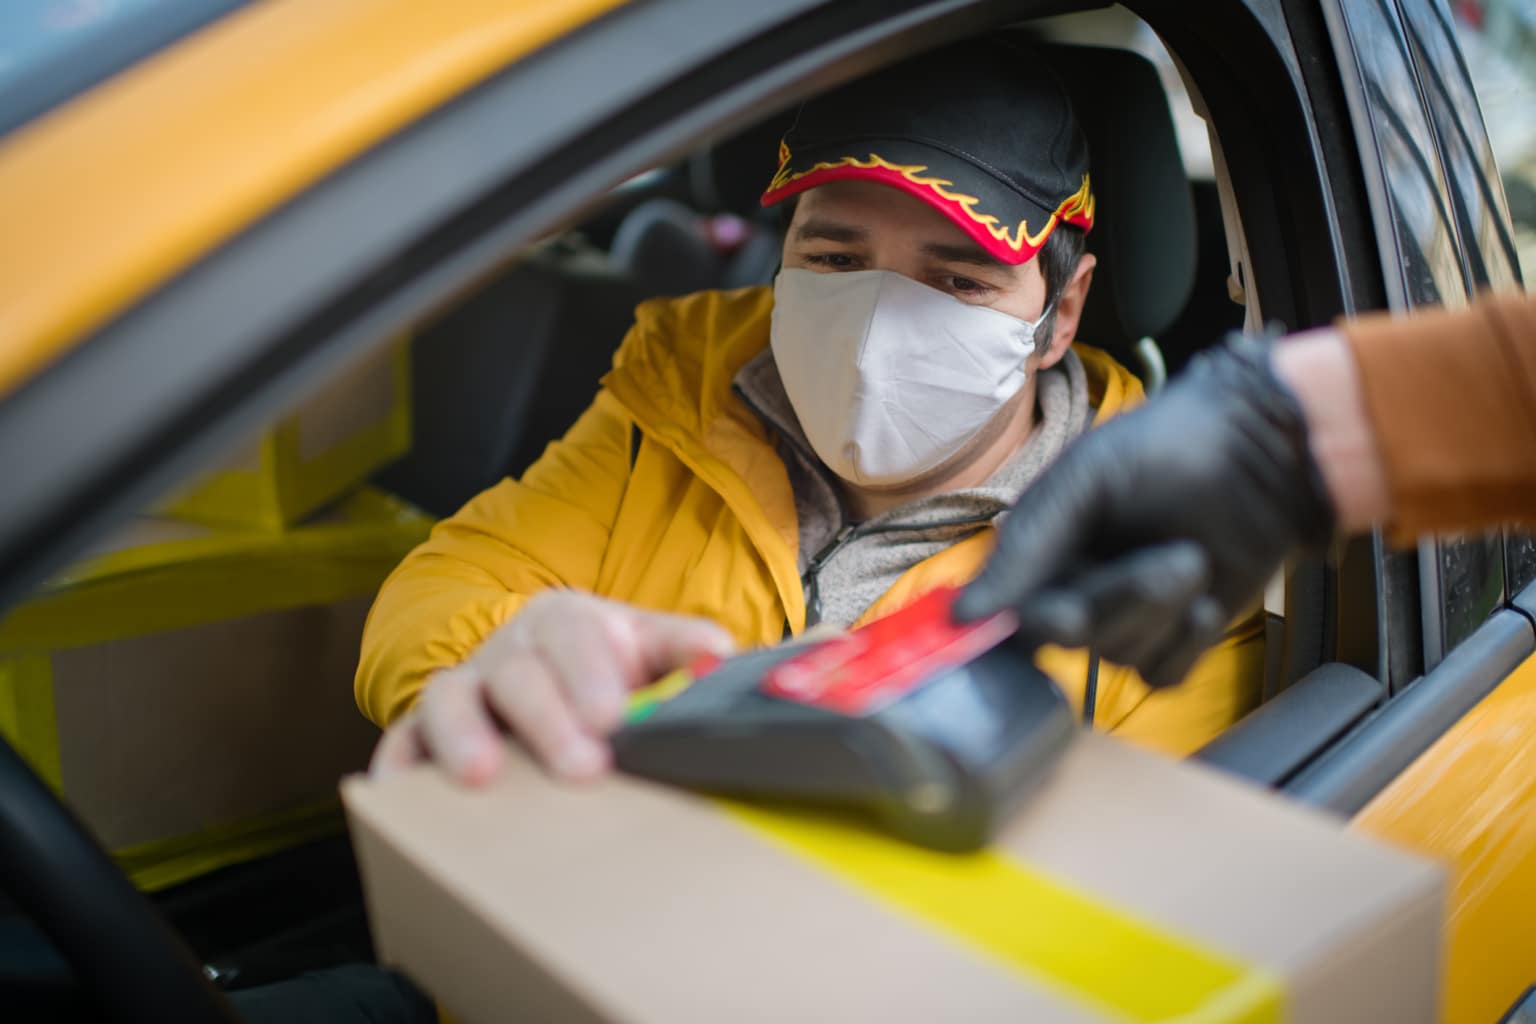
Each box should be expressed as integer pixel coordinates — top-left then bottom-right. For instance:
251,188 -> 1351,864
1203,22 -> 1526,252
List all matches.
622,607 -> 737,682
534,607 -> 645,734
482,652 -> 608,781
369,715 -> 427,777
417,665 -> 505,785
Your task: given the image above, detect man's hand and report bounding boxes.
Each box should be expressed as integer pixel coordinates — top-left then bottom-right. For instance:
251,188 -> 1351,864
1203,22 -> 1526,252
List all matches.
955,336 -> 1336,687
370,591 -> 735,784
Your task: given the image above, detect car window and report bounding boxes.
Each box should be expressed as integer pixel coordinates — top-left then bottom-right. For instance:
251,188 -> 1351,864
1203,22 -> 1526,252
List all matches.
1505,532 -> 1536,597
0,0 -> 248,138
1396,0 -> 1524,291
1451,0 -> 1536,280
1395,0 -> 1522,650
1446,0 -> 1536,593
1430,534 -> 1507,653
1337,0 -> 1471,308
1330,0 -> 1512,667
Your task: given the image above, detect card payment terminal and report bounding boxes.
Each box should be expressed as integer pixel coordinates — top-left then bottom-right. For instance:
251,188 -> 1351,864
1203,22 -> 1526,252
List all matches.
612,587 -> 1075,852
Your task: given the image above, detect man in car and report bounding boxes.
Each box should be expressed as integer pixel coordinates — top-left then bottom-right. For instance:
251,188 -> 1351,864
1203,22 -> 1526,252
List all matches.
358,39 -> 1266,783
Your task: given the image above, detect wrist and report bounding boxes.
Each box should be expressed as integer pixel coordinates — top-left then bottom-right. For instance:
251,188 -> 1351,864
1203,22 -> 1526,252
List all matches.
1269,328 -> 1391,532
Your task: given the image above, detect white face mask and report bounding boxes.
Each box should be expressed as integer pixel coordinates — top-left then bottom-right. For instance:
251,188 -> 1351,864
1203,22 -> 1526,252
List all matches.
769,267 -> 1051,488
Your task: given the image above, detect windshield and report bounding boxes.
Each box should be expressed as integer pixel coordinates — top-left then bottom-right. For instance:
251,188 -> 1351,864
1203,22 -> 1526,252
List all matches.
0,0 -> 247,138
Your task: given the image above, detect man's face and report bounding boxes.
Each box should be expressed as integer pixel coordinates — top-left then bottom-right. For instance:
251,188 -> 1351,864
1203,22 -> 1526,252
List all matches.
780,180 -> 1094,378
781,180 -> 1050,322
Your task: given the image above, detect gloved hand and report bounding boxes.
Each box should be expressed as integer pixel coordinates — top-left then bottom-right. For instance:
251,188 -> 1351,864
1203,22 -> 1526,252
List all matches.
954,335 -> 1336,688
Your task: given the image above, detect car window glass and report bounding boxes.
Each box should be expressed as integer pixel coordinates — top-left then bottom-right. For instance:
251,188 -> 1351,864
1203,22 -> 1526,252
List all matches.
1393,0 -> 1517,652
0,0 -> 247,138
1430,533 -> 1507,656
1446,1 -> 1536,595
2,1 -> 158,79
1339,0 -> 1471,307
1448,0 -> 1536,281
1333,0 -> 1512,666
1506,532 -> 1536,598
1398,0 -> 1524,290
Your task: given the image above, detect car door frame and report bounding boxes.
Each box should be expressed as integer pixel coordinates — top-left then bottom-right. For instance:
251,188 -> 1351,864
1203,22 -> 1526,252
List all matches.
1275,0 -> 1536,814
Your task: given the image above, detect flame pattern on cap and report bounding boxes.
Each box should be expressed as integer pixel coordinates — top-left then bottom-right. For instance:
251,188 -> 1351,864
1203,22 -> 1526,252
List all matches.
761,143 -> 1094,264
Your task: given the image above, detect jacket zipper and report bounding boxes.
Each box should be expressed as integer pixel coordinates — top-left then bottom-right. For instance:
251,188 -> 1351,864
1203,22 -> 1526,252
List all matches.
801,514 -> 994,628
730,370 -> 999,630
803,523 -> 857,627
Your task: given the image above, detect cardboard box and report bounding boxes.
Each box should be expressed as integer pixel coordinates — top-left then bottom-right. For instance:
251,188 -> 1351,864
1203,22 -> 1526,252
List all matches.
0,488 -> 431,890
344,731 -> 1445,1023
159,337 -> 411,530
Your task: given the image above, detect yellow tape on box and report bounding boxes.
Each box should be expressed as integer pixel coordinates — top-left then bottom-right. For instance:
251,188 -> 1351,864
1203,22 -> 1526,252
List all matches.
727,802 -> 1282,1024
159,336 -> 411,531
0,487 -> 431,890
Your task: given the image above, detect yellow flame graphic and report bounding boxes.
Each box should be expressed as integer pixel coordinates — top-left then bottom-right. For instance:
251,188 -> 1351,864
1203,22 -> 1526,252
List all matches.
766,149 -> 1093,253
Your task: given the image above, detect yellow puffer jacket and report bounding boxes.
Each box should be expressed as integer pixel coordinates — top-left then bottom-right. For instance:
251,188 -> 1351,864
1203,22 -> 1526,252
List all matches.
357,287 -> 1264,756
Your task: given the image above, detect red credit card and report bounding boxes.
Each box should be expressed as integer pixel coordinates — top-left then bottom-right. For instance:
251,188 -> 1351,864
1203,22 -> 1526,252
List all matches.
762,585 -> 1017,716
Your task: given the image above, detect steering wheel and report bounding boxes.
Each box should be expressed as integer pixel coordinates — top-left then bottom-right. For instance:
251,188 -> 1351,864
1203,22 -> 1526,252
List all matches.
0,737 -> 240,1022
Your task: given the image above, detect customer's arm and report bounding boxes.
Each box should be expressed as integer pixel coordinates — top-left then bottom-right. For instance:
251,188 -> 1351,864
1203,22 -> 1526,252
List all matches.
357,386 -> 731,784
1333,291 -> 1536,540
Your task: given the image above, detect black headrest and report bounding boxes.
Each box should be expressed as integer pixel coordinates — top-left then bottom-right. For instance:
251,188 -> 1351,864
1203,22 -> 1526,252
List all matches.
1043,43 -> 1197,348
690,110 -> 795,218
609,198 -> 724,296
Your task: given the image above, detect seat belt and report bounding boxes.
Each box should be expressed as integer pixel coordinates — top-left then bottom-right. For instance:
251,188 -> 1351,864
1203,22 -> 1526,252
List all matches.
1083,651 -> 1100,728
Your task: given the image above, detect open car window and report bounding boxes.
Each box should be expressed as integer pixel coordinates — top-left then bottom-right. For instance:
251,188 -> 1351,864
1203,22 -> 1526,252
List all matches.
0,3 -> 1265,895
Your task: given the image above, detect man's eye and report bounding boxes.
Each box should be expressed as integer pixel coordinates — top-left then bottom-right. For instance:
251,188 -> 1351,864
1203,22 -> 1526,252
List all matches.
805,252 -> 860,269
943,275 -> 989,294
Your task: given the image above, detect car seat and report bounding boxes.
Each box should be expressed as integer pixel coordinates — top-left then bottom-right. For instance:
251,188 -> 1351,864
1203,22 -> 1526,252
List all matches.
376,119 -> 793,520
1041,42 -> 1199,392
374,241 -> 651,517
608,112 -> 792,295
607,198 -> 724,297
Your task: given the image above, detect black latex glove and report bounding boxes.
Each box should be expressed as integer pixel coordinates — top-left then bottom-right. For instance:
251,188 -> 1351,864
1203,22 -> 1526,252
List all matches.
954,335 -> 1336,688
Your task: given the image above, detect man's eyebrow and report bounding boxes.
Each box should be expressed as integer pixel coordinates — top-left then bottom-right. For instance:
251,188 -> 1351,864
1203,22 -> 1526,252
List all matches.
920,240 -> 1009,269
793,218 -> 868,244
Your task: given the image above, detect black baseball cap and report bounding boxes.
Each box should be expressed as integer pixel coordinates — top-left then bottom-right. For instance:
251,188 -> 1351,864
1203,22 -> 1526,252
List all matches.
759,39 -> 1093,265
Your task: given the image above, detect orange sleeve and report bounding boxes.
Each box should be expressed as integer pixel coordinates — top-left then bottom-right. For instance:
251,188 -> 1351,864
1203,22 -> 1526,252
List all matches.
1341,291 -> 1536,543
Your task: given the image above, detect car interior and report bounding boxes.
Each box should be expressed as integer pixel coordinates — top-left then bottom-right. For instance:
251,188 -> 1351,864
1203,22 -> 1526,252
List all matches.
0,11 -> 1320,1017
376,20 -> 1356,775
1,2 -> 1523,1018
